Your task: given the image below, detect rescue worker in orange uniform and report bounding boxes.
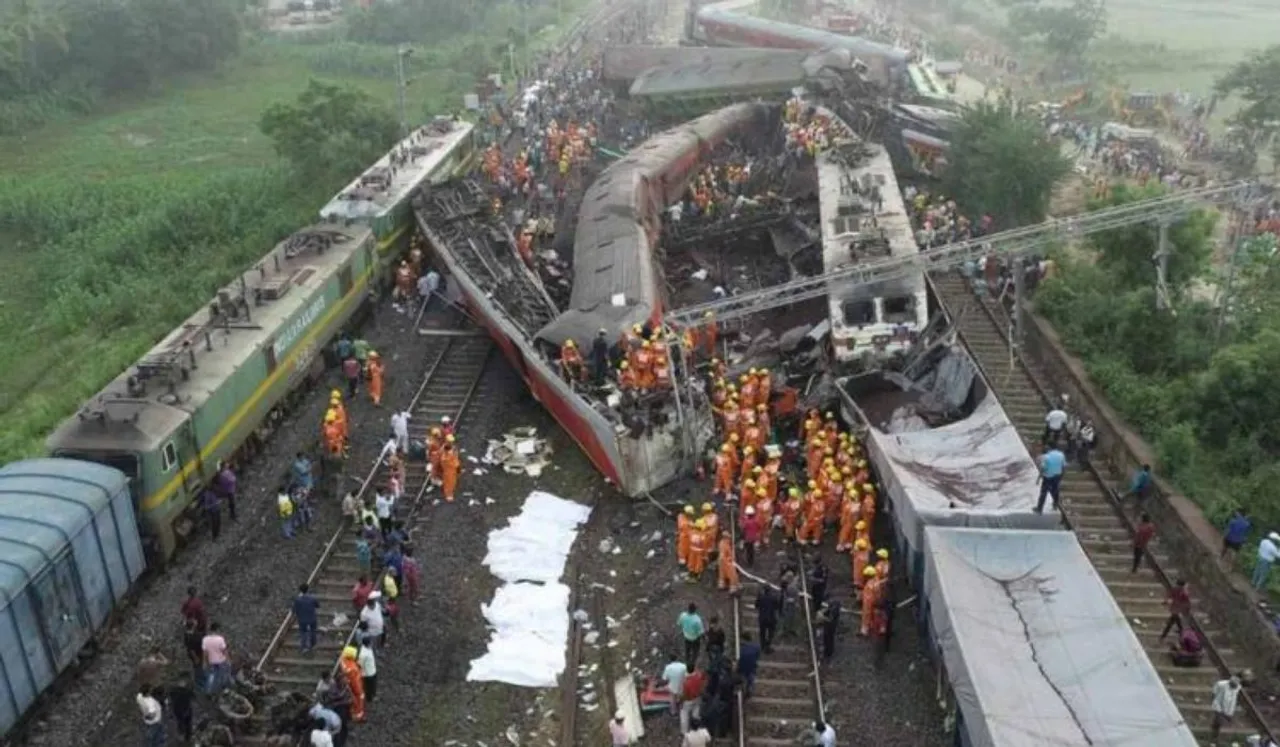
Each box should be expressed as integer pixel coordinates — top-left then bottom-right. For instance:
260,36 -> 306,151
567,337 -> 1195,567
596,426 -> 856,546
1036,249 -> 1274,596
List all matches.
722,401 -> 741,441
323,412 -> 344,459
687,519 -> 710,579
852,537 -> 871,589
702,311 -> 718,358
710,358 -> 727,381
559,339 -> 585,382
676,505 -> 694,567
617,361 -> 639,392
825,471 -> 845,524
340,645 -> 367,722
860,565 -> 883,636
329,391 -> 348,442
762,457 -> 781,502
713,444 -> 735,499
366,351 -> 385,406
427,427 -> 444,485
875,548 -> 891,581
740,373 -> 758,411
837,495 -> 862,552
801,409 -> 822,443
806,437 -> 826,483
755,487 -> 774,546
717,532 -> 740,593
797,490 -> 826,545
701,503 -> 719,543
440,437 -> 461,502
680,327 -> 698,371
739,446 -> 758,487
781,487 -> 803,541
739,478 -> 757,510
861,486 -> 877,532
756,403 -> 771,446
743,414 -> 763,455
824,411 -> 839,441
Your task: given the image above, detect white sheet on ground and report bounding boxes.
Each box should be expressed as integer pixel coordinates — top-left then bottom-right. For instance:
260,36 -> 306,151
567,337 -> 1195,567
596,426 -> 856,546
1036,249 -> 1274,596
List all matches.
467,490 -> 592,687
866,391 -> 1057,566
922,526 -> 1198,747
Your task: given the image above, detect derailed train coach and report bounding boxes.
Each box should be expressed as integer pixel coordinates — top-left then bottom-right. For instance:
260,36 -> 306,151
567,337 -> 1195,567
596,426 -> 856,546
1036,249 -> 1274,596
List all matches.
692,0 -> 910,89
419,102 -> 773,496
0,459 -> 145,736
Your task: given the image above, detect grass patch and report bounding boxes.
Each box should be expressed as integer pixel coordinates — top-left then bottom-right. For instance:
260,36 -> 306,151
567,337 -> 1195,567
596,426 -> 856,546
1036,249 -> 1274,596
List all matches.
0,38 -> 465,462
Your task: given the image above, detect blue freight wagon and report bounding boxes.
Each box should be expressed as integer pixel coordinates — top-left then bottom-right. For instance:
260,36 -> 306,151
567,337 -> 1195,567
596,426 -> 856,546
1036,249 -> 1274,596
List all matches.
0,459 -> 145,736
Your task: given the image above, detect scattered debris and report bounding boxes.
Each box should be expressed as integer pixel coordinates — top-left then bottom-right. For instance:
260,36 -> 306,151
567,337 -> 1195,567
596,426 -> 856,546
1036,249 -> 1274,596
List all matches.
483,427 -> 554,477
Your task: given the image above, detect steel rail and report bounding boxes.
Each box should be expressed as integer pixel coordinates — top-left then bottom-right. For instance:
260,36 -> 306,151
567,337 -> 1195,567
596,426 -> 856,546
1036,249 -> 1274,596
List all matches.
254,338 -> 486,672
949,274 -> 1277,744
728,506 -> 746,747
793,549 -> 827,726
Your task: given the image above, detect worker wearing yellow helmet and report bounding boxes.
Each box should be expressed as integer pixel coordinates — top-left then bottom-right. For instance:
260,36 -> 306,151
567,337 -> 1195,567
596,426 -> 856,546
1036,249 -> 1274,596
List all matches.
339,644 -> 367,720
874,548 -> 891,580
688,517 -> 711,578
852,536 -> 872,586
676,505 -> 695,567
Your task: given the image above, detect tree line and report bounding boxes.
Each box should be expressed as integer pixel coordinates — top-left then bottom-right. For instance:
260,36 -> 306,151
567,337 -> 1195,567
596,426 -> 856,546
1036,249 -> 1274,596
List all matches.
0,0 -> 243,129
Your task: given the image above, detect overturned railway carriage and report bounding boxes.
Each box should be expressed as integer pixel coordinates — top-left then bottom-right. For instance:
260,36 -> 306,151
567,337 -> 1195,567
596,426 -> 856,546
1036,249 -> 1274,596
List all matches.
416,102 -> 772,495
693,1 -> 909,89
47,225 -> 377,561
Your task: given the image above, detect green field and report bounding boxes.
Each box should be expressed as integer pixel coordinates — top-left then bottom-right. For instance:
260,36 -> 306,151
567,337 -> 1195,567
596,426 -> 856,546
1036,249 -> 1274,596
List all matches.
0,37 -> 478,461
1098,0 -> 1280,95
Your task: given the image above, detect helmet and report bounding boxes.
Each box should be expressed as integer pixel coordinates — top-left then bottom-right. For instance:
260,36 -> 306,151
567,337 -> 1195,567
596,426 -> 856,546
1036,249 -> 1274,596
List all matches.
702,503 -> 713,512
856,521 -> 866,531
744,479 -> 756,487
756,403 -> 767,411
752,465 -> 763,474
788,487 -> 800,497
684,505 -> 695,516
863,483 -> 874,492
704,311 -> 715,319
620,361 -> 629,370
325,412 -> 336,423
369,350 -> 380,358
825,411 -> 834,419
331,389 -> 342,399
711,358 -> 721,366
430,426 -> 442,436
745,506 -> 756,515
842,467 -> 852,476
863,565 -> 878,577
695,518 -> 706,529
446,434 -> 455,442
642,341 -> 651,348
739,375 -> 748,383
330,394 -> 340,403
855,538 -> 868,549
721,444 -> 731,453
876,548 -> 890,559
565,339 -> 576,348
632,324 -> 642,334
743,446 -> 753,455
807,480 -> 817,489
749,367 -> 758,376
730,433 -> 740,443
342,646 -> 358,659
442,416 -> 451,424
756,488 -> 766,496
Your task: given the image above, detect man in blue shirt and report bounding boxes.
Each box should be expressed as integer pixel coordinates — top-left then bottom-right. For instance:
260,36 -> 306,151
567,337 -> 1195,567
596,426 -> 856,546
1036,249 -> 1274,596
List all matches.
676,603 -> 705,668
1122,464 -> 1154,512
293,583 -> 321,654
1036,446 -> 1066,513
1222,508 -> 1252,563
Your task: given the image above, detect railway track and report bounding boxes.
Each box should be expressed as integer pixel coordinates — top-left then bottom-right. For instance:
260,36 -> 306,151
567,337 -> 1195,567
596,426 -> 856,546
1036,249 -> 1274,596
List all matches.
930,270 -> 1269,745
731,512 -> 828,747
250,332 -> 491,725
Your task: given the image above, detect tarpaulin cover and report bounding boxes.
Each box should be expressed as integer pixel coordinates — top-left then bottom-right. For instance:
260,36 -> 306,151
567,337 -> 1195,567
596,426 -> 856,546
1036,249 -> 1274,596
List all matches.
866,390 -> 1058,568
467,491 -> 592,687
922,527 -> 1197,747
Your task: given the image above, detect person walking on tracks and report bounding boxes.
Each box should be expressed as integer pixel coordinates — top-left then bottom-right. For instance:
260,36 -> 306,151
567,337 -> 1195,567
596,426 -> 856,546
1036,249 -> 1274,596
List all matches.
1209,674 -> 1242,744
1035,444 -> 1066,513
677,603 -> 705,667
366,351 -> 385,406
339,646 -> 367,723
754,584 -> 780,653
137,684 -> 164,747
440,439 -> 461,502
1254,532 -> 1280,591
1159,579 -> 1192,640
737,632 -> 761,697
662,653 -> 688,716
1132,514 -> 1156,573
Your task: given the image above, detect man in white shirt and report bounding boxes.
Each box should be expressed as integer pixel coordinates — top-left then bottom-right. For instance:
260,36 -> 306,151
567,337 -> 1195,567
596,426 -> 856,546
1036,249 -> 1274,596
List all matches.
360,594 -> 385,647
375,491 -> 395,534
1210,675 -> 1242,743
390,411 -> 410,452
1043,406 -> 1068,448
682,719 -> 711,747
357,643 -> 378,703
137,685 -> 163,747
1253,534 -> 1280,590
661,653 -> 688,716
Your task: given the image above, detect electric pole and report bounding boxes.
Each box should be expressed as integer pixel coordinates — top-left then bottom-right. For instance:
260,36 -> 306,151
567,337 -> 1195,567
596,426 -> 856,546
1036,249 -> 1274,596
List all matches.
396,45 -> 413,138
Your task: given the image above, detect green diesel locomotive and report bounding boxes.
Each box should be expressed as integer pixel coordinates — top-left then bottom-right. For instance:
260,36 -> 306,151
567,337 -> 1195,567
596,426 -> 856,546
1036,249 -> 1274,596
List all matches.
46,117 -> 477,561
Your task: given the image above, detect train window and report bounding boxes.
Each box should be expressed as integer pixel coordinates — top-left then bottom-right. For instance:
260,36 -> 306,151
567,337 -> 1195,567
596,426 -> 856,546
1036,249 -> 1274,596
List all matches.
161,442 -> 178,472
843,299 -> 875,326
883,296 -> 916,323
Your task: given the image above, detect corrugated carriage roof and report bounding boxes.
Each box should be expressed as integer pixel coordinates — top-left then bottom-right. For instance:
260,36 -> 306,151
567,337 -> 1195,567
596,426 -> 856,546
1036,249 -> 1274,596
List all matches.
0,460 -> 129,604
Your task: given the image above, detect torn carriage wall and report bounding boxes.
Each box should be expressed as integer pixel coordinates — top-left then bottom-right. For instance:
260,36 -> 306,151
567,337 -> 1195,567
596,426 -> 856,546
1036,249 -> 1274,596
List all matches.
850,364 -> 1057,585
921,527 -> 1198,747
